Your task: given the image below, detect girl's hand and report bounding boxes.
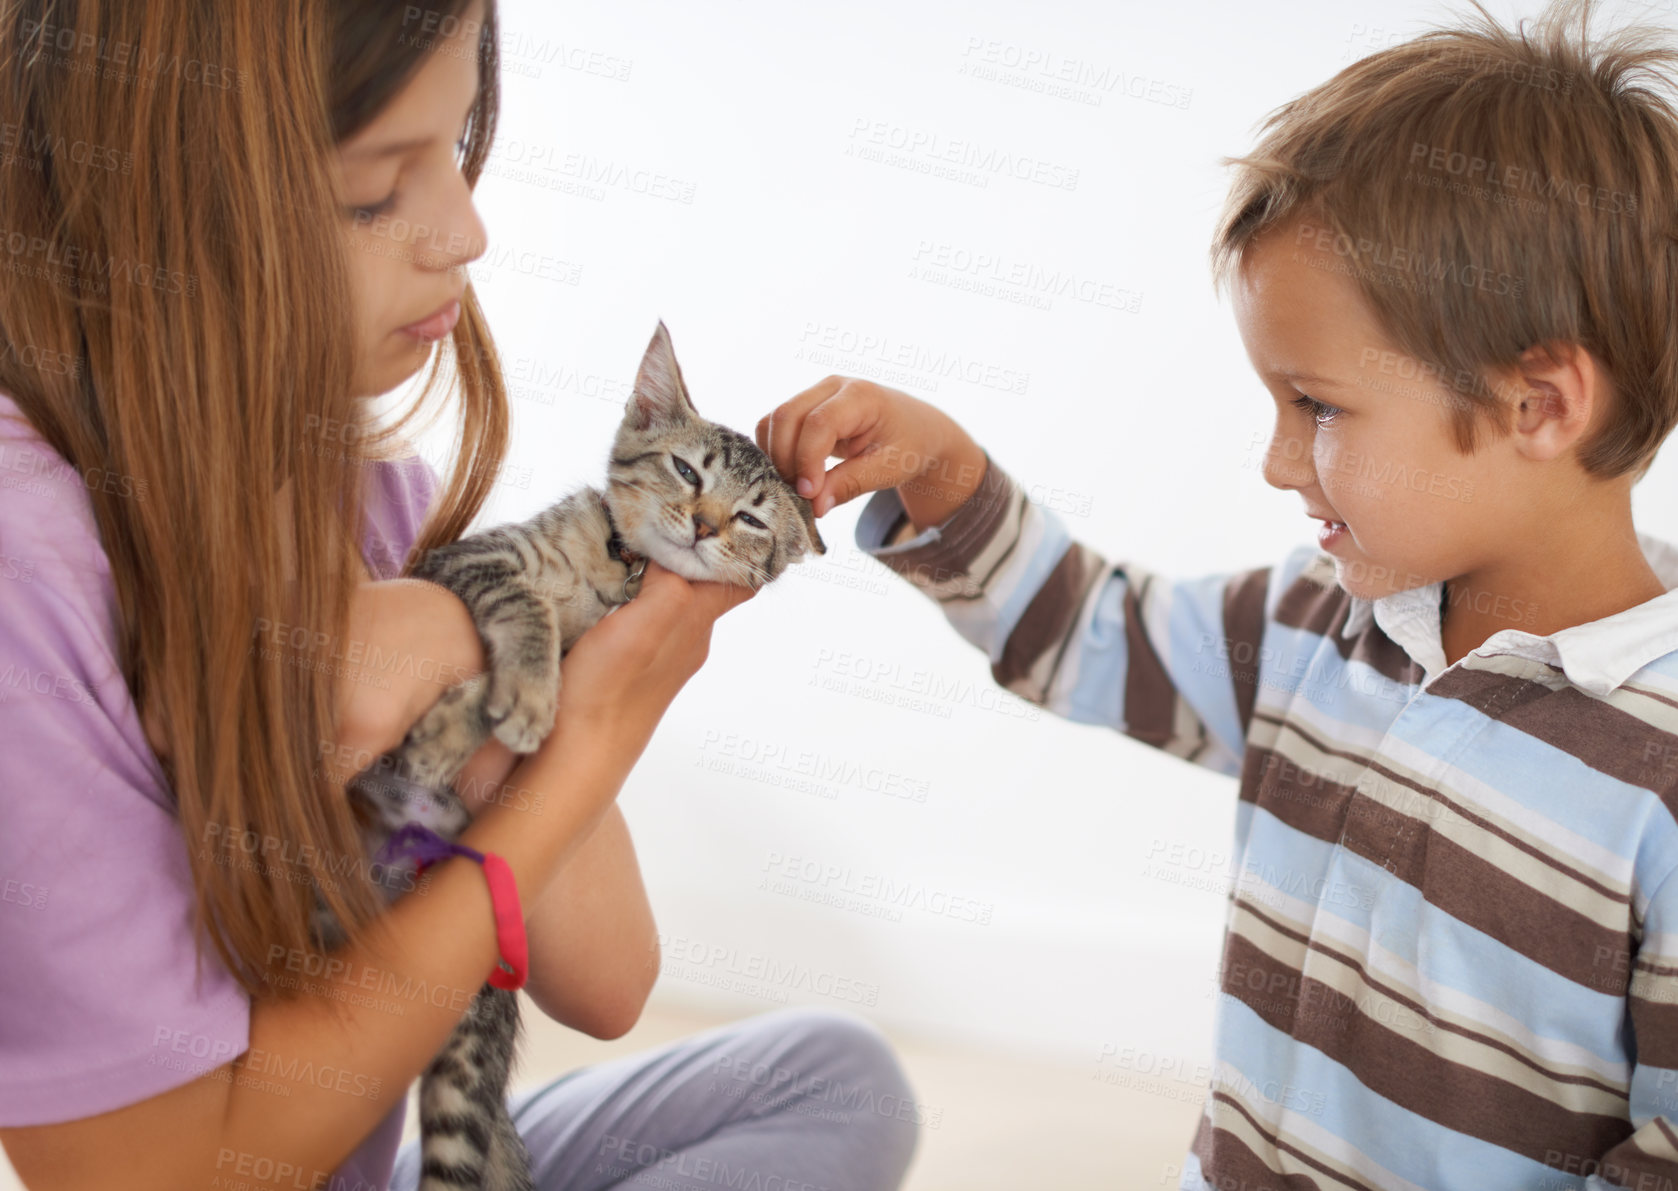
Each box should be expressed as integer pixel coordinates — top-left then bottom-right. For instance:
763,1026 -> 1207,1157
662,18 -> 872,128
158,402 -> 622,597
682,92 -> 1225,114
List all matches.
333,566 -> 753,813
545,561 -> 755,779
756,375 -> 989,531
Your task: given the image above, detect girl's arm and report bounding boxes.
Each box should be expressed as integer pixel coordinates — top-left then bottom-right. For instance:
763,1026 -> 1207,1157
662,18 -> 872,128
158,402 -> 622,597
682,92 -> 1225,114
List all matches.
0,565 -> 749,1191
437,716 -> 661,1039
349,576 -> 660,1037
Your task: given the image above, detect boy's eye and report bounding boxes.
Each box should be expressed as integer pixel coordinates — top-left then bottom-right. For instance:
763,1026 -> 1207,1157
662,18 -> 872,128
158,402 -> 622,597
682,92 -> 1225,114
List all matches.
1290,392 -> 1342,426
671,456 -> 701,487
735,511 -> 767,530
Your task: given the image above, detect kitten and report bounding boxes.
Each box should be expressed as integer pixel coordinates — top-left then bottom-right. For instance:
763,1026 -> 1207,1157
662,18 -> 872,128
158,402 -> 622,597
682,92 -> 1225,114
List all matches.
312,321 -> 824,1191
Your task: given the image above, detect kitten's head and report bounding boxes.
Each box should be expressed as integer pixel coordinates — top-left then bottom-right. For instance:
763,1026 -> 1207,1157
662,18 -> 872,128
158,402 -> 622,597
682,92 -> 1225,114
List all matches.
606,320 -> 825,588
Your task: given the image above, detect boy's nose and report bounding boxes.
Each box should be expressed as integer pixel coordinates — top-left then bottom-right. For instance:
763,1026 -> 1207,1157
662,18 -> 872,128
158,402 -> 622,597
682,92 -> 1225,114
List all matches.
1260,426 -> 1316,491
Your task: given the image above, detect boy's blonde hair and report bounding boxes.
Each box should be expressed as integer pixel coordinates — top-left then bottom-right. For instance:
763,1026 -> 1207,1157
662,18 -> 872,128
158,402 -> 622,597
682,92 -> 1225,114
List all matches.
1210,0 -> 1678,481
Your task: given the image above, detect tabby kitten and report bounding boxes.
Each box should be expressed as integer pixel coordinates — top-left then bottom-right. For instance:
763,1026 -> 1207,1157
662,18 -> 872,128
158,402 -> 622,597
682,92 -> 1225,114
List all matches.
313,321 -> 825,1191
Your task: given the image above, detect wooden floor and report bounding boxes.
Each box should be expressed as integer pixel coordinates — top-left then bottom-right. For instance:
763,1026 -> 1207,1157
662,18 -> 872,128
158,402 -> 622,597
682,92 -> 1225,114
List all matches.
0,996 -> 1204,1190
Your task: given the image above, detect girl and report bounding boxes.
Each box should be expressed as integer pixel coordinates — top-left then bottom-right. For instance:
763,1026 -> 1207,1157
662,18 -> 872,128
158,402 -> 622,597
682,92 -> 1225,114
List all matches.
0,3 -> 918,1189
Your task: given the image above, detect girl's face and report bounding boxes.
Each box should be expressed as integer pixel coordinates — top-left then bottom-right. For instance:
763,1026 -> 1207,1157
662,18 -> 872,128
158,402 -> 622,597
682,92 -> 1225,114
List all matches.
335,1 -> 488,400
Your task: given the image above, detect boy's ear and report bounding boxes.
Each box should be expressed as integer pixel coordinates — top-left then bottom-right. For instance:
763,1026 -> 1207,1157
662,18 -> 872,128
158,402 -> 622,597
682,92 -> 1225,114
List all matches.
1504,339 -> 1596,460
627,319 -> 699,431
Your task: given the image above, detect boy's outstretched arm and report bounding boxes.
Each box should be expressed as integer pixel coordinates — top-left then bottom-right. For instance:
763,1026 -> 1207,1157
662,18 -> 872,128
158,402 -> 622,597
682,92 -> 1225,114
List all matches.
759,375 -> 1322,776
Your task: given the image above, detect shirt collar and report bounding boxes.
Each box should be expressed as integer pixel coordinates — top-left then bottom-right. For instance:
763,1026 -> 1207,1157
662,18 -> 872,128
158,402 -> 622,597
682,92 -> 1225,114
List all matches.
1338,531 -> 1678,696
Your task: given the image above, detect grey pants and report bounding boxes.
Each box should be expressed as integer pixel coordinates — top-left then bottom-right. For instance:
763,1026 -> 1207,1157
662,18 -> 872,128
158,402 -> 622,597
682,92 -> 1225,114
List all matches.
390,1006 -> 922,1191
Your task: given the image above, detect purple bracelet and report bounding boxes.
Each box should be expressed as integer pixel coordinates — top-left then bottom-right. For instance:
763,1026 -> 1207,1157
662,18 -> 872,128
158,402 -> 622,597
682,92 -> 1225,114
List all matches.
377,822 -> 484,869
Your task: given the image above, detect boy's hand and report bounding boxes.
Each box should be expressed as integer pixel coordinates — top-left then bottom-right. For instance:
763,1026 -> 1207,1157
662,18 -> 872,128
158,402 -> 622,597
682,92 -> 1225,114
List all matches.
756,375 -> 988,531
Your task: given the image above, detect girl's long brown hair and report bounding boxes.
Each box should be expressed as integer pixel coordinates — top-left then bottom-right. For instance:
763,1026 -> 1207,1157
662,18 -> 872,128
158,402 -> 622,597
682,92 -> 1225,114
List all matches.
0,0 -> 508,996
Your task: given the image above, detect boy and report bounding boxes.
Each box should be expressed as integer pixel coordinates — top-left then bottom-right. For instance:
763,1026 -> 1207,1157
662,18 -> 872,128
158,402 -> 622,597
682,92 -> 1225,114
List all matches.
758,0 -> 1678,1186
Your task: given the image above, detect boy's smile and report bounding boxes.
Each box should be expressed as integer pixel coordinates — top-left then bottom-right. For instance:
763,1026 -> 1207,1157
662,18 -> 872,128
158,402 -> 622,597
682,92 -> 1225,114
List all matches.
1231,213 -> 1666,665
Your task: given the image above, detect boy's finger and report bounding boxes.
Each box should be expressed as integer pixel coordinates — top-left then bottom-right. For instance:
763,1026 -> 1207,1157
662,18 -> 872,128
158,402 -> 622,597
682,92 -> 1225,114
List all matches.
810,450 -> 893,517
794,393 -> 881,505
763,376 -> 843,485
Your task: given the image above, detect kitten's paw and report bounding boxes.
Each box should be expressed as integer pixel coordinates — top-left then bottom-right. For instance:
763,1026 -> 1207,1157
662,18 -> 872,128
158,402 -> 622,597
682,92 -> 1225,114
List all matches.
396,741 -> 465,791
490,710 -> 551,755
484,675 -> 557,755
397,686 -> 490,788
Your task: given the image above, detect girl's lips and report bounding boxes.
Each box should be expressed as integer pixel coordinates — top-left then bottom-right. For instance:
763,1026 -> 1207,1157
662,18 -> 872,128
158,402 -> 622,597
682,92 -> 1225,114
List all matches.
399,299 -> 460,343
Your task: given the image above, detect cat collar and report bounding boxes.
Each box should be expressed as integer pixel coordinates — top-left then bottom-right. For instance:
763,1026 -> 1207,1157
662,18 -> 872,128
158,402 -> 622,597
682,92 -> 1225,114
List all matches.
599,495 -> 647,600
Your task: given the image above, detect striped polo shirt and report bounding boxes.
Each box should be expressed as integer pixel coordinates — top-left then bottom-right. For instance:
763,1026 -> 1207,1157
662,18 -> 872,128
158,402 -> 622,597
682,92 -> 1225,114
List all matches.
854,451 -> 1678,1191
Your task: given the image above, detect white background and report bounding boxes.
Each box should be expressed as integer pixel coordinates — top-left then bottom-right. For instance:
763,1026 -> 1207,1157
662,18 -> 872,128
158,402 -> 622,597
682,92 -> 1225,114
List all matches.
422,0 -> 1678,1070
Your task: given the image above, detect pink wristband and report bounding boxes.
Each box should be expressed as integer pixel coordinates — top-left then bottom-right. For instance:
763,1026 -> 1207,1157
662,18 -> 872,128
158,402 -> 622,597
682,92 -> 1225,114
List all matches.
386,824 -> 528,991
481,853 -> 528,991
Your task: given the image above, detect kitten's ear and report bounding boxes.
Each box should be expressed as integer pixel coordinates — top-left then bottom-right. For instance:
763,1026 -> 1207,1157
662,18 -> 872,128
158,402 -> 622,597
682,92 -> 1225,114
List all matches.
795,495 -> 827,556
627,320 -> 699,431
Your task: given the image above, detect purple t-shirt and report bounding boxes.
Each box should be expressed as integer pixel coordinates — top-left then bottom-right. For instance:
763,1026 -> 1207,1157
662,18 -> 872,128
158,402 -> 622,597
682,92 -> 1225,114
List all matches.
0,390 -> 439,1190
